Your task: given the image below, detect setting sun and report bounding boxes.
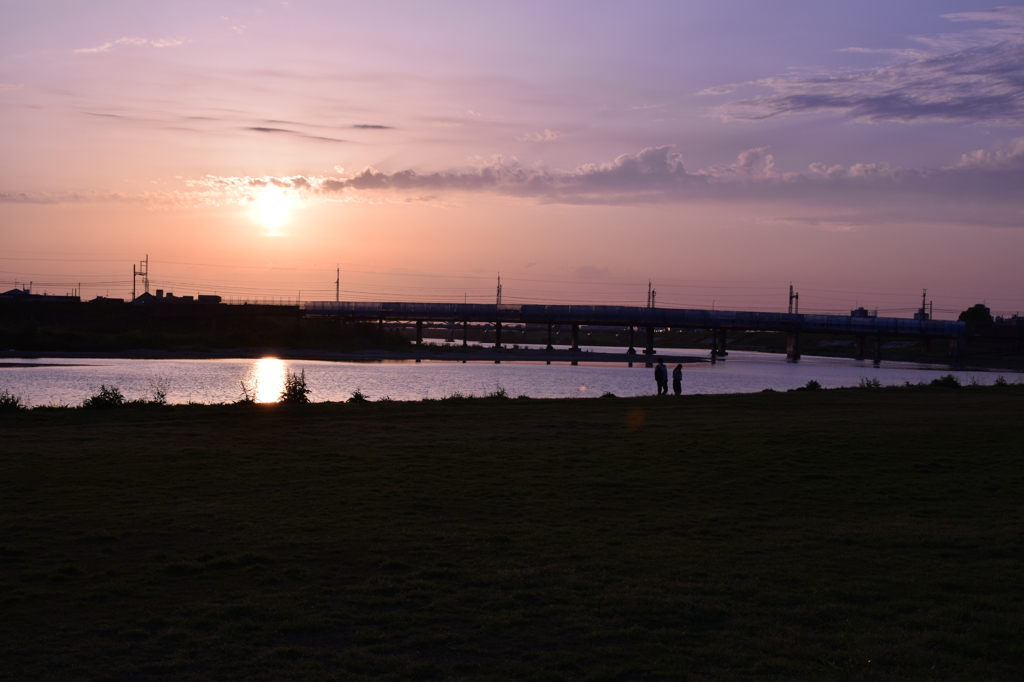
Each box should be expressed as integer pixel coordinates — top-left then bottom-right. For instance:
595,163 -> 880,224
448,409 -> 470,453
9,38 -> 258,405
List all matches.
251,185 -> 293,234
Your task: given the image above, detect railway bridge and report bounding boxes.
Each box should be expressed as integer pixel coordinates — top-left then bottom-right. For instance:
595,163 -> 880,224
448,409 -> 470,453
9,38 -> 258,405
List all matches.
305,301 -> 967,361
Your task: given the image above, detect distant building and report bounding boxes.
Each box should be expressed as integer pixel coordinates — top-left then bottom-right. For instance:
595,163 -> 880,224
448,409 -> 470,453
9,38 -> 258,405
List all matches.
132,290 -> 221,305
0,287 -> 79,303
850,307 -> 877,318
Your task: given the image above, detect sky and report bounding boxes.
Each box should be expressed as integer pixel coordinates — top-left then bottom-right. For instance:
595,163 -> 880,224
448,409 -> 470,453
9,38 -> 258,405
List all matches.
2,0 -> 1024,317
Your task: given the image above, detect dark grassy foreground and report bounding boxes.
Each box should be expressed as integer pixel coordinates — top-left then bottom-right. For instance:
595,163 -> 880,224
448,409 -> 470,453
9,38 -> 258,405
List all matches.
2,388 -> 1023,681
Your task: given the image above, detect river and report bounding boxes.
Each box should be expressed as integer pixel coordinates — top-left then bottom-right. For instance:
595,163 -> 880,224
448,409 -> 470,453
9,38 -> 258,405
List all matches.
0,348 -> 1018,406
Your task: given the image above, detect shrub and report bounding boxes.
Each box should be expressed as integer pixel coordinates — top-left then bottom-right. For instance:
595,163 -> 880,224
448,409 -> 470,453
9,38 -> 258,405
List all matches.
347,387 -> 368,403
148,378 -> 170,405
0,389 -> 26,411
238,379 -> 258,404
83,385 -> 126,409
600,392 -> 618,399
486,386 -> 509,399
994,375 -> 1009,386
930,374 -> 961,388
859,377 -> 882,389
280,370 -> 312,404
376,395 -> 393,402
804,380 -> 822,391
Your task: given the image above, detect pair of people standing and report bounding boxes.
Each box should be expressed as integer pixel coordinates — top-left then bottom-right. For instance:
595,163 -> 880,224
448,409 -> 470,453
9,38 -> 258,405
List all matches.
654,359 -> 683,395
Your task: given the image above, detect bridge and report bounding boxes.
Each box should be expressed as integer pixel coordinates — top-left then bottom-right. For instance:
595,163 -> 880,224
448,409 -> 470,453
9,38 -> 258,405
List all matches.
305,302 -> 967,361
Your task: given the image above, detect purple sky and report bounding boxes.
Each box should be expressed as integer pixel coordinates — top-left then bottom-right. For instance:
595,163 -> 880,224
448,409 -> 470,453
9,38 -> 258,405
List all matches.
2,1 -> 1023,316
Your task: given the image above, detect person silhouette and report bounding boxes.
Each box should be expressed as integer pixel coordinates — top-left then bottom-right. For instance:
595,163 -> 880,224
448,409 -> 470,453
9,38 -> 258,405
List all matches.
672,363 -> 683,395
654,359 -> 668,395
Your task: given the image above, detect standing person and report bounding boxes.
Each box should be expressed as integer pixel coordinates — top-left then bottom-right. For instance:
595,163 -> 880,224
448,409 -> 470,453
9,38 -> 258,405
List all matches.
654,359 -> 668,395
672,363 -> 683,395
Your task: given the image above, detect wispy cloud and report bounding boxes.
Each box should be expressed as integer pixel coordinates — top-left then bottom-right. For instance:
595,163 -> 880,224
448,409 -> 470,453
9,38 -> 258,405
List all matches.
516,129 -> 563,142
576,265 -> 611,279
705,7 -> 1024,125
0,83 -> 24,91
245,127 -> 346,143
75,37 -> 185,54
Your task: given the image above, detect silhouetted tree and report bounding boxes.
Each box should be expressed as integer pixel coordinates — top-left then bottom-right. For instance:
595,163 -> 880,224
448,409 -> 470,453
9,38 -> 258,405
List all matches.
958,304 -> 993,326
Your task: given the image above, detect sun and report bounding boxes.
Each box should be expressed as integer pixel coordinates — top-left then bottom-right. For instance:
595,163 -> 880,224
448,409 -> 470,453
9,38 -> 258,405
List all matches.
251,186 -> 294,235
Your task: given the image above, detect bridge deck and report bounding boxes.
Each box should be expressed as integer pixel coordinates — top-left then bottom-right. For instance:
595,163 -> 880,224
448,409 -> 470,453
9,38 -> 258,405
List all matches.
305,302 -> 965,338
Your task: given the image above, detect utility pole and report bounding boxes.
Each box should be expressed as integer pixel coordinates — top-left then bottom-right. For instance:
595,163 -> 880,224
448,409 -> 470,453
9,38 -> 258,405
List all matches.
915,289 -> 930,320
496,274 -> 502,305
647,280 -> 655,308
788,284 -> 796,314
132,255 -> 149,301
335,265 -> 339,302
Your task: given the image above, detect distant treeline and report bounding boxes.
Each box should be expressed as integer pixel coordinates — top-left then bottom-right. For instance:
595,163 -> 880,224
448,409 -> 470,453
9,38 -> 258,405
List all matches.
0,301 -> 409,352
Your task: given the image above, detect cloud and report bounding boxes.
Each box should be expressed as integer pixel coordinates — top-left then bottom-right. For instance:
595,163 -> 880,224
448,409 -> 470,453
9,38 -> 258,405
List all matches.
956,137 -> 1024,168
8,141 -> 1024,222
352,124 -> 392,129
431,120 -> 462,127
703,147 -> 778,179
245,127 -> 346,143
75,37 -> 185,54
0,84 -> 24,91
706,7 -> 1024,125
310,146 -> 702,202
576,266 -> 611,279
516,129 -> 563,142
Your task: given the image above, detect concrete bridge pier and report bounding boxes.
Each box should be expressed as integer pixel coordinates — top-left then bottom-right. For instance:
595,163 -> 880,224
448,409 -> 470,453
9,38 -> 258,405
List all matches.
494,322 -> 502,349
921,335 -> 932,353
378,314 -> 383,333
949,336 -> 966,359
446,322 -> 455,343
644,325 -> 655,355
462,320 -> 468,347
546,322 -> 554,351
416,320 -> 423,346
627,325 -> 636,355
873,335 -> 883,365
571,323 -> 580,351
714,328 -> 728,357
786,331 -> 801,361
855,334 -> 866,360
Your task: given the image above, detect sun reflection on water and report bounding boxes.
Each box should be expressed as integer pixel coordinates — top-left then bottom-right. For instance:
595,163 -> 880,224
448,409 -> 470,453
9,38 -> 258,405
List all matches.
244,357 -> 287,403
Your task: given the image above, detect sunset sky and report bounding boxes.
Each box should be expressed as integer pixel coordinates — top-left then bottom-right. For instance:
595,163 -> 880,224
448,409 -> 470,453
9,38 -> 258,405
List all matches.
3,1 -> 1024,317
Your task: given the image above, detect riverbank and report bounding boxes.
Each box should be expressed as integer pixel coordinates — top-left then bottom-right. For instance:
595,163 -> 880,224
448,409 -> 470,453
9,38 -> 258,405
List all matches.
2,387 -> 1022,680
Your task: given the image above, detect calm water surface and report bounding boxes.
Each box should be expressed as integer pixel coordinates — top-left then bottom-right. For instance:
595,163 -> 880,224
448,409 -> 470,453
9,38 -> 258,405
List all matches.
1,349 -> 1018,406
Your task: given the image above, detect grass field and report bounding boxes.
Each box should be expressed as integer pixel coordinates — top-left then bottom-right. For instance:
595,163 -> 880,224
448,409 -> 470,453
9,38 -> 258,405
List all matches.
2,387 -> 1023,680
